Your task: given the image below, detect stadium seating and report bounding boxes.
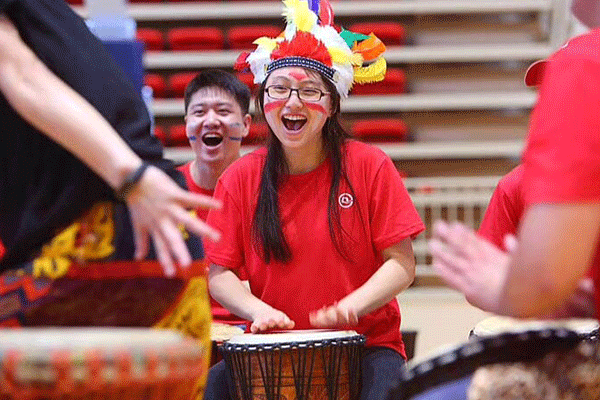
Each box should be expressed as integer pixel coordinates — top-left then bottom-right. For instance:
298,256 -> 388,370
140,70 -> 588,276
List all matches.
227,25 -> 281,49
167,27 -> 224,51
351,119 -> 409,142
136,28 -> 165,51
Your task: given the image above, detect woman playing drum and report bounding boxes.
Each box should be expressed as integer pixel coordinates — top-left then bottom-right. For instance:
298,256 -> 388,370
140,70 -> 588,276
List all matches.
205,1 -> 424,399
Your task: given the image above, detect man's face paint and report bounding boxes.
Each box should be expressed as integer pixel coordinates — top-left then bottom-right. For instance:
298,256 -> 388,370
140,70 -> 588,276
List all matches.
185,87 -> 249,164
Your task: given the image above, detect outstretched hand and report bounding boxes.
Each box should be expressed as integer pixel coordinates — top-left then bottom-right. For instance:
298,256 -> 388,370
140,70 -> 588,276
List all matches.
250,308 -> 295,333
429,220 -> 511,314
125,165 -> 222,276
309,302 -> 358,328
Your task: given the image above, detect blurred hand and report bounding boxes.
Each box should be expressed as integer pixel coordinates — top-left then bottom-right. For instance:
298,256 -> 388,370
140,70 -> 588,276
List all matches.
429,220 -> 510,313
250,307 -> 295,333
126,165 -> 222,276
309,302 -> 358,328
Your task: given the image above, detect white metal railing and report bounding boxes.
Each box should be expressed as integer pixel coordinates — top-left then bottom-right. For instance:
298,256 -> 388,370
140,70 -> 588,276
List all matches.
403,176 -> 502,276
163,140 -> 524,165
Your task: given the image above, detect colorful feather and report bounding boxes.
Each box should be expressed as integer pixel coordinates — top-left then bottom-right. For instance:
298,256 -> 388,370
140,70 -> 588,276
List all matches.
353,57 -> 387,84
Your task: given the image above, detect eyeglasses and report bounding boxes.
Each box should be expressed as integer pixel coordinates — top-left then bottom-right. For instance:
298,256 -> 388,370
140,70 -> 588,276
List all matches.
265,85 -> 330,102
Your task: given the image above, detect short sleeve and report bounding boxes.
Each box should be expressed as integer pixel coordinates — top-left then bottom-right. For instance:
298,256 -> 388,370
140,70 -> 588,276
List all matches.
369,156 -> 425,251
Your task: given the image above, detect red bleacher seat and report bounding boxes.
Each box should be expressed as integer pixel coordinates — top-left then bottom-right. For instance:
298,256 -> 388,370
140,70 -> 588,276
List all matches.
227,25 -> 282,50
144,74 -> 167,98
167,27 -> 224,51
154,125 -> 167,146
350,69 -> 406,96
168,72 -> 198,98
136,28 -> 165,51
351,119 -> 409,142
65,0 -> 83,4
243,122 -> 269,145
348,22 -> 406,46
169,124 -> 190,146
236,72 -> 257,91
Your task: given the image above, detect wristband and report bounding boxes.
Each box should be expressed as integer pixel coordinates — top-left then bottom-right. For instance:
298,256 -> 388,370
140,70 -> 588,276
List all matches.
115,162 -> 150,201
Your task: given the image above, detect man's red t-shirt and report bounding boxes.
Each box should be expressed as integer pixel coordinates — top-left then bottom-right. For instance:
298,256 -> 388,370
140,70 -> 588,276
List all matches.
205,140 -> 425,356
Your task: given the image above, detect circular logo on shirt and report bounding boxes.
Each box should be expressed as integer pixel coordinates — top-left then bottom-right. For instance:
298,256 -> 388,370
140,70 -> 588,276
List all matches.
338,193 -> 354,208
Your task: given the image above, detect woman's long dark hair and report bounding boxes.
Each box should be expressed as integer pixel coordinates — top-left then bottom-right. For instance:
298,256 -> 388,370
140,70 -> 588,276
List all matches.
252,69 -> 359,264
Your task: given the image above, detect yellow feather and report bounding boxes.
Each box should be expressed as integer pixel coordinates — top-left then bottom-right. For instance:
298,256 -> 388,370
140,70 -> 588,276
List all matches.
353,57 -> 387,84
350,52 -> 364,67
253,37 -> 278,52
328,47 -> 350,64
294,2 -> 316,32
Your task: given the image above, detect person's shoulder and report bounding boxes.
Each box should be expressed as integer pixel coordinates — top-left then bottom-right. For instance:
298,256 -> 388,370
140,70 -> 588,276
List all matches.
344,140 -> 391,169
176,162 -> 191,174
219,146 -> 267,182
552,30 -> 600,63
497,164 -> 525,194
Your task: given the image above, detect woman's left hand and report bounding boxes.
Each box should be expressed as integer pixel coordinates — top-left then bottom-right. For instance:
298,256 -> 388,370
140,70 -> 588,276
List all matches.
309,302 -> 358,328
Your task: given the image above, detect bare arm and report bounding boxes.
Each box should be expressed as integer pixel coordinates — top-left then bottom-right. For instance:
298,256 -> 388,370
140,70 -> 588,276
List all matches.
310,237 -> 416,327
208,264 -> 294,332
0,17 -> 221,273
500,203 -> 600,317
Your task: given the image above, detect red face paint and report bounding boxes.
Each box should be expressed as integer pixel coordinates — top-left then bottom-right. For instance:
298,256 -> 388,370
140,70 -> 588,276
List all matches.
264,100 -> 287,113
305,102 -> 328,114
289,71 -> 309,81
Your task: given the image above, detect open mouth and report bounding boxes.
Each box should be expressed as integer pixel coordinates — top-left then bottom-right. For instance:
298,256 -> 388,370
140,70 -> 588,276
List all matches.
201,134 -> 224,147
282,115 -> 307,132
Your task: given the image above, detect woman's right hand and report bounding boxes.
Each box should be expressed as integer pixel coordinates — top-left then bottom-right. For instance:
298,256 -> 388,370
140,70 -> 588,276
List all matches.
250,308 -> 295,333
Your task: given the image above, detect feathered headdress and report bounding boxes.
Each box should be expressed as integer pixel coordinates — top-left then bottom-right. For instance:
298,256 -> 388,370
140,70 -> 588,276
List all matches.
234,0 -> 387,98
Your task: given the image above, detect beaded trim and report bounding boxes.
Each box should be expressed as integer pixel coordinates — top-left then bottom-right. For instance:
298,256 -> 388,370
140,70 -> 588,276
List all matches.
267,57 -> 338,83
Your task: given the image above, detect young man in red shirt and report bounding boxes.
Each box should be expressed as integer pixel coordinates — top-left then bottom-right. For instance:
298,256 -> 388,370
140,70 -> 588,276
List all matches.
177,70 -> 252,329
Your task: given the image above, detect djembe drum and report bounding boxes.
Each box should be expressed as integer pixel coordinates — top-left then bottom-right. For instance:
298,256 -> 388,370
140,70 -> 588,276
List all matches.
0,328 -> 207,400
388,322 -> 600,400
221,330 -> 365,400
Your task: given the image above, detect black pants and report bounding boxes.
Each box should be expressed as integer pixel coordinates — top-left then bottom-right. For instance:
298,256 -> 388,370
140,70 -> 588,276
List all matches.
203,347 -> 406,400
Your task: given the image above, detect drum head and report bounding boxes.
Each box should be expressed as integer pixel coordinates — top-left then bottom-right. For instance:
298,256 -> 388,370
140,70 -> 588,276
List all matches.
472,316 -> 599,338
211,323 -> 245,343
0,327 -> 188,350
227,329 -> 360,345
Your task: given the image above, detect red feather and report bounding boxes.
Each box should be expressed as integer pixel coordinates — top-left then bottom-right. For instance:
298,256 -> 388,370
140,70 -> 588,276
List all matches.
318,0 -> 334,26
271,31 -> 332,66
234,51 -> 251,72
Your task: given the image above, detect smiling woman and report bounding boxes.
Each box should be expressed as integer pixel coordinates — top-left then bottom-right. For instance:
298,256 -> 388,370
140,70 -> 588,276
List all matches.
202,1 -> 425,400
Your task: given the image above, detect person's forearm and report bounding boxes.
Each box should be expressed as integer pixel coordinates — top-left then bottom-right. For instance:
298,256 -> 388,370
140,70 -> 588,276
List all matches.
208,264 -> 273,321
0,30 -> 141,190
340,257 -> 414,318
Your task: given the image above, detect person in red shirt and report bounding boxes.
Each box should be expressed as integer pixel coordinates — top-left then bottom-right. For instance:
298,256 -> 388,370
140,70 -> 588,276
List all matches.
177,69 -> 251,329
478,165 -> 525,251
203,1 -> 425,399
422,0 -> 600,398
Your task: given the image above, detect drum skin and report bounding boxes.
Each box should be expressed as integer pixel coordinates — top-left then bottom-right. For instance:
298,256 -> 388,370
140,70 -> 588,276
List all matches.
221,330 -> 365,400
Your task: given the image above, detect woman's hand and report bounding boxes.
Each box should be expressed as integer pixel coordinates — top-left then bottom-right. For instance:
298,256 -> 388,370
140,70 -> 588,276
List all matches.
250,308 -> 295,333
309,302 -> 358,328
